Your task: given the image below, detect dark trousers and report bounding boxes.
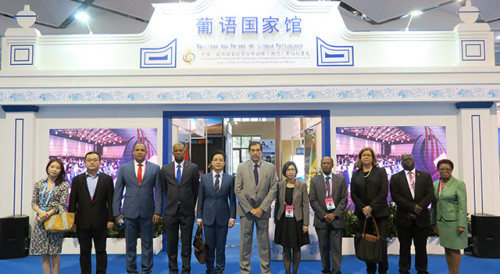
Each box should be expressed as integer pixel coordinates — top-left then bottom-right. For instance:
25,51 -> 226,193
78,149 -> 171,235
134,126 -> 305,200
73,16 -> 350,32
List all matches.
164,206 -> 195,274
124,216 -> 154,274
397,224 -> 429,274
204,223 -> 229,274
315,225 -> 343,274
359,216 -> 388,274
77,227 -> 108,274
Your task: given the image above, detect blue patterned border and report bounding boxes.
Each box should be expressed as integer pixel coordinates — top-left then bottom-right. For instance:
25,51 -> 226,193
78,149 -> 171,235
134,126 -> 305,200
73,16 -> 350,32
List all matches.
1,85 -> 499,104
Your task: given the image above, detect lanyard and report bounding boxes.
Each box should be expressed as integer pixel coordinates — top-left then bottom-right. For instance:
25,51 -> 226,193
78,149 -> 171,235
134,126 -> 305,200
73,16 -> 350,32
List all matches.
438,179 -> 446,197
284,180 -> 299,205
40,179 -> 55,206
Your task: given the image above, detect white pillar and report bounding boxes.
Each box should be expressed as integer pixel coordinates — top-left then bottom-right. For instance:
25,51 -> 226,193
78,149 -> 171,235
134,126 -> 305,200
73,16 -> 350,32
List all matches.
456,102 -> 500,215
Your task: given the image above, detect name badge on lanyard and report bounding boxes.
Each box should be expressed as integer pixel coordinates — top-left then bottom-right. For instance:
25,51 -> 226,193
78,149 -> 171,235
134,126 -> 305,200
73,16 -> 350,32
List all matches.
40,179 -> 55,212
325,197 -> 335,210
285,205 -> 294,218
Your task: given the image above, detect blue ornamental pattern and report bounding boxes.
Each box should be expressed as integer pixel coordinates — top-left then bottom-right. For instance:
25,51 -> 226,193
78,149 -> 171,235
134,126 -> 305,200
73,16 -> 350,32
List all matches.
1,85 -> 499,104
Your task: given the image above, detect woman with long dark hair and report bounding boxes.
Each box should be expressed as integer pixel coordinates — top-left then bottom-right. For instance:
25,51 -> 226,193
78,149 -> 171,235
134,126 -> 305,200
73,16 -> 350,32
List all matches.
30,158 -> 70,274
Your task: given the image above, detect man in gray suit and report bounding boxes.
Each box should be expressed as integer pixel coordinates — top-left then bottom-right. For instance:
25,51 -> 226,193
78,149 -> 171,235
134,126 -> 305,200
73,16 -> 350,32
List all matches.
309,157 -> 348,274
235,141 -> 277,274
113,143 -> 162,274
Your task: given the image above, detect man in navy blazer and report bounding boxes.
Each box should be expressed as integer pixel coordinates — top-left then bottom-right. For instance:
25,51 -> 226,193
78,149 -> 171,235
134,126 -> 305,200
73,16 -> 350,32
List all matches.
197,150 -> 236,274
112,143 -> 162,274
390,153 -> 434,274
161,143 -> 200,274
68,151 -> 114,274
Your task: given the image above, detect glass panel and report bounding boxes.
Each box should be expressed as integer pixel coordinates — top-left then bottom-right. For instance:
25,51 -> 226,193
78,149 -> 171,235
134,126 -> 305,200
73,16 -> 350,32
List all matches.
241,148 -> 250,161
250,118 -> 258,122
241,136 -> 252,148
232,150 -> 240,175
233,136 -> 241,148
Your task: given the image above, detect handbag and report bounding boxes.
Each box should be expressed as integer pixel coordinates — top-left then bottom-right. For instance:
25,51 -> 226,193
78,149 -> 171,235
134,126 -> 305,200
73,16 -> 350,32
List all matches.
193,225 -> 207,264
354,217 -> 384,263
44,205 -> 75,232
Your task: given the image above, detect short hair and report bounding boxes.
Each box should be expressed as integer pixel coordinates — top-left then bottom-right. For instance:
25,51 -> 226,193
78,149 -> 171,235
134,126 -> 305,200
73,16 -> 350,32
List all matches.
133,142 -> 147,151
85,151 -> 101,161
282,161 -> 298,177
210,150 -> 226,161
248,140 -> 262,151
355,147 -> 378,168
437,159 -> 454,170
172,142 -> 185,150
321,156 -> 334,165
45,158 -> 66,186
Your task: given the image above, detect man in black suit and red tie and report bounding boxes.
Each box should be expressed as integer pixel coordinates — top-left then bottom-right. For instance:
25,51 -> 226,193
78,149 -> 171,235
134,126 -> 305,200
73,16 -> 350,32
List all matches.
161,143 -> 200,274
390,153 -> 435,274
68,151 -> 115,274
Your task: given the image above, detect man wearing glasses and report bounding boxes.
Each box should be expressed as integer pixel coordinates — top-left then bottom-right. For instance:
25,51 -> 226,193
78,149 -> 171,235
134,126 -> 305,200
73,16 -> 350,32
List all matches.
68,151 -> 115,274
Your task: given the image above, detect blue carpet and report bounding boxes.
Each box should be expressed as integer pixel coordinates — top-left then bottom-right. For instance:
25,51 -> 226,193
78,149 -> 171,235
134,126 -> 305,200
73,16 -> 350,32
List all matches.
1,250 -> 499,273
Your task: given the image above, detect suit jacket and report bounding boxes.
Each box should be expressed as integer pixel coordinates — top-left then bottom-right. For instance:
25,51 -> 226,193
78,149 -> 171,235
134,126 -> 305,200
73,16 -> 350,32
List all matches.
390,169 -> 434,228
274,180 -> 310,225
68,172 -> 114,230
112,161 -> 162,219
430,176 -> 467,228
309,173 -> 348,229
197,172 -> 236,226
161,161 -> 200,217
350,166 -> 390,219
235,160 -> 277,219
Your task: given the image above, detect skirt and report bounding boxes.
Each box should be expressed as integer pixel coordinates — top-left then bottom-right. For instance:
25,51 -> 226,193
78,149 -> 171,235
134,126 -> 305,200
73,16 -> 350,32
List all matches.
274,213 -> 310,248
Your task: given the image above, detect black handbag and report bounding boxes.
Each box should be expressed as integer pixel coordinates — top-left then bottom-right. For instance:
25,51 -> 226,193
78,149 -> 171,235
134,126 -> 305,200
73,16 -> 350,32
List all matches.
354,218 -> 384,263
193,225 -> 207,264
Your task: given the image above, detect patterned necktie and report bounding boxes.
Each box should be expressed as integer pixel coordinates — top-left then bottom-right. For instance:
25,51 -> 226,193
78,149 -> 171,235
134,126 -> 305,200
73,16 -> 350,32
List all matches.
253,164 -> 259,186
325,176 -> 331,196
177,164 -> 182,184
214,174 -> 220,194
137,163 -> 143,185
409,171 -> 415,190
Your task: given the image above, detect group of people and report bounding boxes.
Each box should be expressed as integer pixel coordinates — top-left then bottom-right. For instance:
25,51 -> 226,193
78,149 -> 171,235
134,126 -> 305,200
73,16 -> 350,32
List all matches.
29,143 -> 468,274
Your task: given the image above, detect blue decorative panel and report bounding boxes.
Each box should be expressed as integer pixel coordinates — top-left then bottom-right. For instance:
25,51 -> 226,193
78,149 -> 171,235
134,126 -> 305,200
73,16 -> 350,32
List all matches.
461,40 -> 485,61
140,39 -> 177,68
10,45 -> 34,65
316,37 -> 354,66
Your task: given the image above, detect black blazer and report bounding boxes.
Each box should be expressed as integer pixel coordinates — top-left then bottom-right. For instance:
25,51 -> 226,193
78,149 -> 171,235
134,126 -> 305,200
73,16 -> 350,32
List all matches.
161,161 -> 200,217
68,172 -> 114,230
350,166 -> 390,219
390,169 -> 434,228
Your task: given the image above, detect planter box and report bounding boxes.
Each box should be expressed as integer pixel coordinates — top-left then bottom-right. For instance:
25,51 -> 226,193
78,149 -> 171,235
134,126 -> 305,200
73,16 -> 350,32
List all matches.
62,235 -> 162,255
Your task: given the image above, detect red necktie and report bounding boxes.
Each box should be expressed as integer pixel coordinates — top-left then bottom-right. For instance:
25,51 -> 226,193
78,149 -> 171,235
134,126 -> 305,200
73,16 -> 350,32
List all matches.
138,163 -> 143,185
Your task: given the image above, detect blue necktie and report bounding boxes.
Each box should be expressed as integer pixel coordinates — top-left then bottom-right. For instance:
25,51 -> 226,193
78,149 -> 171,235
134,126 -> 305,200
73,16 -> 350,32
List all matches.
177,164 -> 182,184
254,164 -> 259,186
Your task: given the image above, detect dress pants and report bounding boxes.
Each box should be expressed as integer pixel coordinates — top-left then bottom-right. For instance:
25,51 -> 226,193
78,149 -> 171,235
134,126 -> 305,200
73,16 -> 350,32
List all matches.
124,216 -> 154,274
397,223 -> 429,274
359,216 -> 388,274
239,215 -> 271,274
77,227 -> 108,274
204,223 -> 229,274
164,206 -> 195,274
315,224 -> 343,274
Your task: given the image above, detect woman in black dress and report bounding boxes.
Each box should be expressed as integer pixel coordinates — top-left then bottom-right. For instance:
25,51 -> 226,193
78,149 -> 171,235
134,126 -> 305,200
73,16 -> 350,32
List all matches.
274,161 -> 310,274
351,147 -> 390,274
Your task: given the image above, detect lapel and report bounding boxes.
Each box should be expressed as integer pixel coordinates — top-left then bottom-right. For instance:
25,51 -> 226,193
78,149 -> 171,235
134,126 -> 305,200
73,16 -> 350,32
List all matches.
400,171 -> 414,200
209,172 -> 217,197
90,174 -> 104,203
180,161 -> 190,185
81,174 -> 92,202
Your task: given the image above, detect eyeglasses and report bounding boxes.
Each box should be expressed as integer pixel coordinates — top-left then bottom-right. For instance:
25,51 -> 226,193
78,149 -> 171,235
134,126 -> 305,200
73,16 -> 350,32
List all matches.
86,159 -> 100,163
438,168 -> 452,172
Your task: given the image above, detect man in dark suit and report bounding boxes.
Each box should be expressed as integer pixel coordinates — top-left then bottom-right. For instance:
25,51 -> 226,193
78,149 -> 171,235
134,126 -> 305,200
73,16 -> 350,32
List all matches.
309,156 -> 348,274
161,143 -> 200,274
197,150 -> 236,274
112,143 -> 162,274
235,141 -> 277,274
390,153 -> 434,274
68,151 -> 114,274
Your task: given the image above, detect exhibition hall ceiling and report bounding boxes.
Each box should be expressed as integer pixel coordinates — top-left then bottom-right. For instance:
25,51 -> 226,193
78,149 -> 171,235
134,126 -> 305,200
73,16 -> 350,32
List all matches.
0,0 -> 499,64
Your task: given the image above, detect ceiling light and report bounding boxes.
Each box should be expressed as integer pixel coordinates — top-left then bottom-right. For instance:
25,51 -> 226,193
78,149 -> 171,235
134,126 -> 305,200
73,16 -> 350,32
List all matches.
75,12 -> 89,23
409,10 -> 424,17
496,35 -> 500,40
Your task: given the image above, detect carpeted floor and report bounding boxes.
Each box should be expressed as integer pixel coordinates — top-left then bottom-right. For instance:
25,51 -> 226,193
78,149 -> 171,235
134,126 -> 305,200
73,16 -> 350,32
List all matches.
2,250 -> 499,273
